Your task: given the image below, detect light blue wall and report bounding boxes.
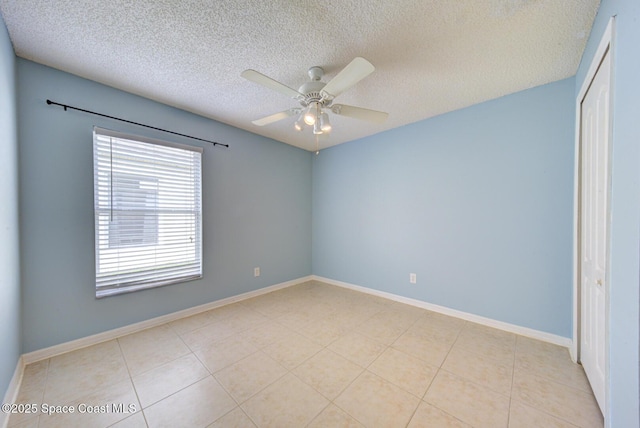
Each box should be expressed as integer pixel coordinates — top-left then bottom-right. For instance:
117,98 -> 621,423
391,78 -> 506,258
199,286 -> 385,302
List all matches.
0,13 -> 20,397
11,3 -> 639,423
313,78 -> 575,337
576,1 -> 640,426
17,59 -> 312,353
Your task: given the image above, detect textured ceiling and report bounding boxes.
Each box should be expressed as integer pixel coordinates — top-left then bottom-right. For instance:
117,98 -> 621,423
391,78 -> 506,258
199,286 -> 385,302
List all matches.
0,0 -> 599,151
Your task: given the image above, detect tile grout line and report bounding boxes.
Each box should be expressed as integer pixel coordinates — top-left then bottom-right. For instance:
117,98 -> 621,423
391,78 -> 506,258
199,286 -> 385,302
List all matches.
250,295 -> 362,427
117,324 -> 232,426
113,337 -> 148,427
506,334 -> 519,428
413,320 -> 468,426
318,306 -> 413,426
513,337 -> 602,427
319,306 -> 382,427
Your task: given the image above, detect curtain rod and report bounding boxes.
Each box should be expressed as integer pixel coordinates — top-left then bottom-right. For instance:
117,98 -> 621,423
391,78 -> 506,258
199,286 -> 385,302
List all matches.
46,99 -> 229,148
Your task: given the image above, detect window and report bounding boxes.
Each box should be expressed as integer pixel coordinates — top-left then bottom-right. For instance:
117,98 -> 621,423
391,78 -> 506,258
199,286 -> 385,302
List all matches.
93,127 -> 203,298
108,174 -> 159,248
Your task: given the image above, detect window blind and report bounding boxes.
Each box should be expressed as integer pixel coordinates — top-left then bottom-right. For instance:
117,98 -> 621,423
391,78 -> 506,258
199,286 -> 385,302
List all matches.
93,127 -> 203,298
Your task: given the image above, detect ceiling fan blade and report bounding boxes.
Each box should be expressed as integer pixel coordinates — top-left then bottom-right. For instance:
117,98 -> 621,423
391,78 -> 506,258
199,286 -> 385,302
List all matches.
331,104 -> 388,124
241,69 -> 304,100
320,57 -> 375,101
251,108 -> 301,126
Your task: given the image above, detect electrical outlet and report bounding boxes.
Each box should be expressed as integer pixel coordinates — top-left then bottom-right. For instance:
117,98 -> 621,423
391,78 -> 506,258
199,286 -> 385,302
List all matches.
410,273 -> 417,284
254,267 -> 260,277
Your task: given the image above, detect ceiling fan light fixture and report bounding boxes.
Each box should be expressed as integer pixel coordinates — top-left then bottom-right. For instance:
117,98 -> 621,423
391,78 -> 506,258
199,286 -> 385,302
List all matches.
320,112 -> 331,133
294,115 -> 304,131
313,120 -> 323,135
303,104 -> 317,125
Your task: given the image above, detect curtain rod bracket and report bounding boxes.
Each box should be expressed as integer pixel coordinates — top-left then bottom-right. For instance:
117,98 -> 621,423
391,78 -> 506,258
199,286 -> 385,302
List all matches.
46,99 -> 229,148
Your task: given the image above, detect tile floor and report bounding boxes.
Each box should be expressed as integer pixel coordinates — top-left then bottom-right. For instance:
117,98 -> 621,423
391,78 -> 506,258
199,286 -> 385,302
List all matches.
8,281 -> 603,428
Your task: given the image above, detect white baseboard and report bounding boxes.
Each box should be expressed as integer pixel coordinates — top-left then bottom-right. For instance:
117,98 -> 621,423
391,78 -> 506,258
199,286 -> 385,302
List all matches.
1,356 -> 25,428
312,275 -> 573,349
19,273 -> 571,377
6,273 -> 574,425
22,276 -> 314,364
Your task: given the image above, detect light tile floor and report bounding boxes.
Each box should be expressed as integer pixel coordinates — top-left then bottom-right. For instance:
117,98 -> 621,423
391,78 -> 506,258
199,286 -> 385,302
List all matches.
8,281 -> 603,428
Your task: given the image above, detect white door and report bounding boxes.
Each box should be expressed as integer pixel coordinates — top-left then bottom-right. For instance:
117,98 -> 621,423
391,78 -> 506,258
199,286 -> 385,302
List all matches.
580,47 -> 610,414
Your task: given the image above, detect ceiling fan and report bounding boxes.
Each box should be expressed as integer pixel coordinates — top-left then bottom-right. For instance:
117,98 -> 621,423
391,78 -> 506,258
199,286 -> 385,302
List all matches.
241,57 -> 388,137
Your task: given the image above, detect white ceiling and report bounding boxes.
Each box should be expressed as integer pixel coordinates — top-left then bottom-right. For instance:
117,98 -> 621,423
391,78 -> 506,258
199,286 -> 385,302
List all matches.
0,0 -> 599,151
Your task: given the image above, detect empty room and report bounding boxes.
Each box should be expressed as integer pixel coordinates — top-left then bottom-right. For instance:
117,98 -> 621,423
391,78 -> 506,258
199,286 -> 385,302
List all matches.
0,1 -> 638,427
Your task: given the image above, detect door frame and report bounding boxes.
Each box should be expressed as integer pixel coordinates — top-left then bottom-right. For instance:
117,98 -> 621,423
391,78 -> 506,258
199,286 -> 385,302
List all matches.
572,15 -> 615,417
